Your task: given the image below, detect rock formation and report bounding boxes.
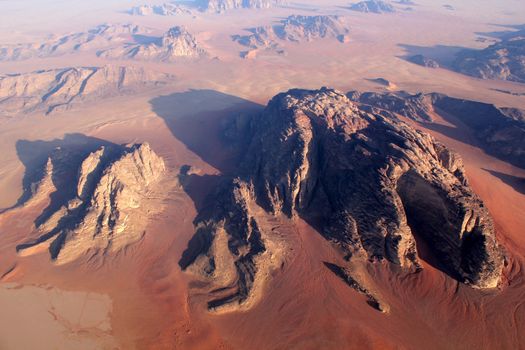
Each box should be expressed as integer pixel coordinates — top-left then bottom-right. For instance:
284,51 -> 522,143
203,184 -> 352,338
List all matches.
232,15 -> 350,57
349,0 -> 396,13
203,0 -> 282,13
99,26 -> 206,62
129,3 -> 192,16
452,32 -> 525,83
0,24 -> 146,61
348,90 -> 525,169
16,143 -> 166,265
180,88 -> 504,311
0,65 -> 172,115
407,54 -> 440,68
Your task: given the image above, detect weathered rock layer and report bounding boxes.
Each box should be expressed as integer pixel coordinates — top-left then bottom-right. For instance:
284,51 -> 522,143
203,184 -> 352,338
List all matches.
181,88 -> 504,311
17,143 -> 166,265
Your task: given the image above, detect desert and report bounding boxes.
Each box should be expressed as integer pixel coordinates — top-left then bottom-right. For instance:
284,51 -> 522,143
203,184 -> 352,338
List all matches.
0,0 -> 524,349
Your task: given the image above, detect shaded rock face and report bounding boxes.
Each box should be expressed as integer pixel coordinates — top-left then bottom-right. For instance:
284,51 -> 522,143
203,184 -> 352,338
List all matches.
0,65 -> 172,115
232,15 -> 349,56
17,143 -> 165,265
347,91 -> 434,122
203,0 -> 282,13
349,0 -> 396,13
0,24 -> 145,61
129,3 -> 192,16
181,88 -> 504,310
99,26 -> 206,62
452,33 -> 525,83
348,91 -> 525,169
407,54 -> 440,68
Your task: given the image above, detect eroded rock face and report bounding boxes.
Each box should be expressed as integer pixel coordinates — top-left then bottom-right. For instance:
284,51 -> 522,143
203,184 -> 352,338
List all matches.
17,143 -> 166,265
452,32 -> 525,83
232,15 -> 349,57
204,0 -> 282,13
181,88 -> 504,311
0,24 -> 146,61
348,91 -> 525,169
0,65 -> 172,115
349,0 -> 396,13
99,26 -> 206,62
129,3 -> 192,16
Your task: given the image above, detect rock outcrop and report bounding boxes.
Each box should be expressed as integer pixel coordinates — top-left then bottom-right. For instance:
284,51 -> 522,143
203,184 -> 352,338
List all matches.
0,24 -> 146,61
232,15 -> 350,57
349,0 -> 396,13
0,65 -> 172,115
180,88 -> 504,311
129,3 -> 192,16
452,32 -> 525,83
17,143 -> 165,265
348,91 -> 525,169
407,54 -> 440,68
99,26 -> 206,62
203,0 -> 282,13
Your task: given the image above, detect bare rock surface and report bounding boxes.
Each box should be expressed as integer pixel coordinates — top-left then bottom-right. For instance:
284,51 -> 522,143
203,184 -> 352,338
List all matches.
348,90 -> 525,169
16,143 -> 166,265
0,65 -> 172,115
99,26 -> 207,62
203,0 -> 283,13
129,3 -> 193,16
180,88 -> 504,311
233,15 -> 350,57
349,0 -> 396,13
452,32 -> 525,83
0,24 -> 146,61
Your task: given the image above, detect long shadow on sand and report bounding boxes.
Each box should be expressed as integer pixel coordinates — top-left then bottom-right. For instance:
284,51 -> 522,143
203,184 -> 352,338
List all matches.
12,133 -> 119,225
398,43 -> 469,67
483,168 -> 525,195
149,89 -> 264,224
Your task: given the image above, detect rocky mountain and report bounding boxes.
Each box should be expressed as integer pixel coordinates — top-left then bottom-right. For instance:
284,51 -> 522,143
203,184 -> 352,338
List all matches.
180,88 -> 504,311
347,91 -> 525,169
0,24 -> 146,61
16,143 -> 165,265
232,15 -> 350,57
407,54 -> 440,68
203,0 -> 282,13
0,65 -> 172,115
349,0 -> 396,13
452,32 -> 525,83
129,3 -> 192,16
99,26 -> 206,62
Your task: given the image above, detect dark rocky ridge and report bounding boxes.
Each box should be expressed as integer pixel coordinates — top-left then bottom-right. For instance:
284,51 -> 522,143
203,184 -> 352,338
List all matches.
180,88 -> 504,310
452,29 -> 525,83
349,0 -> 396,13
347,91 -> 525,169
232,15 -> 350,57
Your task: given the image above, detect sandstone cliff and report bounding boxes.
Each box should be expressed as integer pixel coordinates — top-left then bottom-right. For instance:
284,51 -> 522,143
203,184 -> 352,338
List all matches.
349,0 -> 396,13
17,143 -> 166,265
180,88 -> 504,311
99,26 -> 206,62
203,0 -> 282,13
348,91 -> 525,169
233,15 -> 350,57
0,65 -> 172,115
0,24 -> 146,61
452,31 -> 525,83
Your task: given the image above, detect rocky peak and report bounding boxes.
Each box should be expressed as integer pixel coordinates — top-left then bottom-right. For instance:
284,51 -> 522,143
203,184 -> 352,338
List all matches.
349,0 -> 396,13
181,88 -> 504,311
17,143 -> 166,265
204,0 -> 282,13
